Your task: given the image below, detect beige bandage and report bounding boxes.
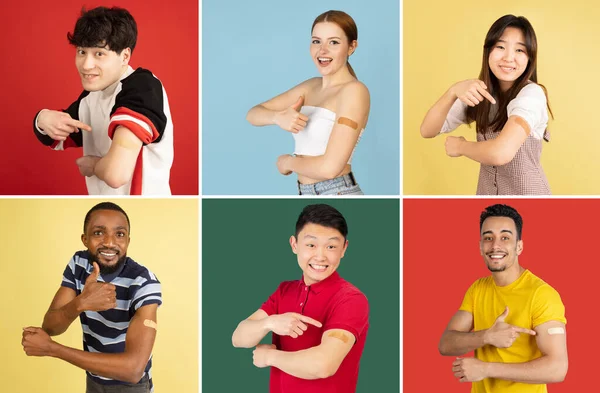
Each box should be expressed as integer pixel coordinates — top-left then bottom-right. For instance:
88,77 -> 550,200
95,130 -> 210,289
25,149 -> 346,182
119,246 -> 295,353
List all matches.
328,331 -> 349,343
337,117 -> 359,130
513,116 -> 531,136
143,319 -> 158,330
547,327 -> 565,335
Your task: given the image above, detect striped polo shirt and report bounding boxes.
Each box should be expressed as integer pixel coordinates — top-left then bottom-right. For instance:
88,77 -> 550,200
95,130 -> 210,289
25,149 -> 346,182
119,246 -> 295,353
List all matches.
34,66 -> 174,195
61,250 -> 162,391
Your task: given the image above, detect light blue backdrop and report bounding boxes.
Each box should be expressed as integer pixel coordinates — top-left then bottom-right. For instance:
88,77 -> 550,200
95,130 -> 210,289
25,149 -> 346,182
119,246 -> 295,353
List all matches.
202,0 -> 399,195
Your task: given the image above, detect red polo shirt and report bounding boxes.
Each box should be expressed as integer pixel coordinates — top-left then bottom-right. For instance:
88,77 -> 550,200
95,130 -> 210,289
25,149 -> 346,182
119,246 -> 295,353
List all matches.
260,271 -> 369,393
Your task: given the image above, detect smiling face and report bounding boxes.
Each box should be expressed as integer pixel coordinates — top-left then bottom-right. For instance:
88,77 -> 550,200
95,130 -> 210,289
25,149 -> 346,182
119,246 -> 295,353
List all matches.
310,22 -> 356,77
75,45 -> 130,91
488,27 -> 529,92
480,216 -> 523,273
290,223 -> 348,285
81,209 -> 130,274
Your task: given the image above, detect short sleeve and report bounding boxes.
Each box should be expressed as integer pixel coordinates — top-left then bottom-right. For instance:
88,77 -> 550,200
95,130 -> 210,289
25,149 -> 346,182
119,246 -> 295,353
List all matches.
260,283 -> 283,316
323,292 -> 369,342
61,255 -> 78,291
507,84 -> 548,140
531,284 -> 566,327
34,90 -> 89,150
440,99 -> 468,134
108,68 -> 168,145
130,271 -> 162,314
458,281 -> 476,314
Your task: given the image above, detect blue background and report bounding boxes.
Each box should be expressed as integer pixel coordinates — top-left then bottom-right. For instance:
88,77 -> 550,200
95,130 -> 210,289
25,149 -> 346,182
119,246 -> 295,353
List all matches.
202,0 -> 400,195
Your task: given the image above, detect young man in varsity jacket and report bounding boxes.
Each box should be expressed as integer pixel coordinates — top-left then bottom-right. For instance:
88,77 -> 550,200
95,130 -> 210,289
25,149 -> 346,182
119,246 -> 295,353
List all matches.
21,202 -> 162,393
33,7 -> 173,195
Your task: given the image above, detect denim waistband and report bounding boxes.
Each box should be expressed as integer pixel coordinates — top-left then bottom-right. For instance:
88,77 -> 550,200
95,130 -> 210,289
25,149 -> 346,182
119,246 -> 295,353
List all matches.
297,172 -> 359,195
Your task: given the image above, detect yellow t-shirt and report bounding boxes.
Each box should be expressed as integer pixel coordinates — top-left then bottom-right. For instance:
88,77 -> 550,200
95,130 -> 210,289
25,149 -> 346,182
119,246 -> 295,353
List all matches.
459,269 -> 566,393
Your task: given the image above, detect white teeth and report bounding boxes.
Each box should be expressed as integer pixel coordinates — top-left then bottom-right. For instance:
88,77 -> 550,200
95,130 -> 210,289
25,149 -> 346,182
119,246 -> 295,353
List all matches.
318,57 -> 332,61
490,255 -> 505,259
100,252 -> 116,257
310,264 -> 327,270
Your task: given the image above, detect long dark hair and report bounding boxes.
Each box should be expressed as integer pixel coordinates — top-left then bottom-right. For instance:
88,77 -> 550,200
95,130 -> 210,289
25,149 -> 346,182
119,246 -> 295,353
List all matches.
466,15 -> 553,134
312,10 -> 358,79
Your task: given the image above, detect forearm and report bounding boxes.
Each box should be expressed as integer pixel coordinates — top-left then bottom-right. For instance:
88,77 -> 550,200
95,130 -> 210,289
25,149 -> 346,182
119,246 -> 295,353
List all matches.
50,342 -> 145,384
439,329 -> 487,356
288,155 -> 344,181
458,139 -> 512,166
232,317 -> 271,348
485,355 -> 568,384
246,105 -> 278,127
268,347 -> 332,380
42,297 -> 83,336
420,89 -> 456,138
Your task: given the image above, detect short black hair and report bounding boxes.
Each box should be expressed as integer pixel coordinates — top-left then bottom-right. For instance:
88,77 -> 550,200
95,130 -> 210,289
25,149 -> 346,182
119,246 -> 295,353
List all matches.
83,202 -> 130,233
67,7 -> 137,54
295,204 -> 348,239
480,204 -> 523,240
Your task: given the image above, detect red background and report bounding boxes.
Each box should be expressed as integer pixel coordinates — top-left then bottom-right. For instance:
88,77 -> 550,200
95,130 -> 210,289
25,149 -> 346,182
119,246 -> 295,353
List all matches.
403,199 -> 597,392
0,0 -> 198,195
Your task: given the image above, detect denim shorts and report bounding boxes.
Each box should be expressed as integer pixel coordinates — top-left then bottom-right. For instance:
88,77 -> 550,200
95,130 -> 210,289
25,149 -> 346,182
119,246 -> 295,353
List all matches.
86,374 -> 150,393
298,172 -> 364,195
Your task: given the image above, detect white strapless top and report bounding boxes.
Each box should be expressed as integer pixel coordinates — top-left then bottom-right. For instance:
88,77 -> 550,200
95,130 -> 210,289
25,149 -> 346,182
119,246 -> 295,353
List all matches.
292,106 -> 364,164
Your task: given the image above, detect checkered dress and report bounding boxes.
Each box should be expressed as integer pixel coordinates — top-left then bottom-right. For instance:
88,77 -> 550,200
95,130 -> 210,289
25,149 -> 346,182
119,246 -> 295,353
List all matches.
476,128 -> 550,195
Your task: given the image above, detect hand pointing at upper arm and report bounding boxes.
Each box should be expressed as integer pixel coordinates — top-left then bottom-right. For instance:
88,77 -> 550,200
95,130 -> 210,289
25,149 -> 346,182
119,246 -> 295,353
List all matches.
37,109 -> 92,141
483,307 -> 536,348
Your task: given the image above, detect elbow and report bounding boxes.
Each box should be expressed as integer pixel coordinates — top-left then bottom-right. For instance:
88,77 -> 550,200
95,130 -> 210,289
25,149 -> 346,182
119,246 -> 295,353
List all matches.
319,160 -> 345,180
103,170 -> 131,189
551,360 -> 568,383
438,340 -> 451,356
313,358 -> 340,379
420,124 -> 437,139
487,147 -> 517,166
123,360 -> 146,384
231,333 -> 246,348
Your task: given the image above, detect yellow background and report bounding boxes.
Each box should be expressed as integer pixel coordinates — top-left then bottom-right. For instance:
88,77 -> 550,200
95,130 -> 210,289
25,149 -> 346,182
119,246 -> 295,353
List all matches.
0,199 -> 198,393
403,0 -> 600,195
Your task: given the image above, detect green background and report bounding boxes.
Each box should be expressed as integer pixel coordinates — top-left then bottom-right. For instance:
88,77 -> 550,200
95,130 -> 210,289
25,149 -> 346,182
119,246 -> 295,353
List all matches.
202,199 -> 400,392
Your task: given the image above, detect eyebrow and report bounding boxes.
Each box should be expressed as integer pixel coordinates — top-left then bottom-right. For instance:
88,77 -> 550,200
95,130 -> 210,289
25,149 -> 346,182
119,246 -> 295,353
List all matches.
311,36 -> 342,40
482,229 -> 513,236
91,225 -> 128,231
497,39 -> 526,47
303,234 -> 342,241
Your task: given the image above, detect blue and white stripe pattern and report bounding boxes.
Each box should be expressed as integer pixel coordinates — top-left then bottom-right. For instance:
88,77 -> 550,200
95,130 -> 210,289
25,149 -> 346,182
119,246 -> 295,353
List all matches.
61,251 -> 162,391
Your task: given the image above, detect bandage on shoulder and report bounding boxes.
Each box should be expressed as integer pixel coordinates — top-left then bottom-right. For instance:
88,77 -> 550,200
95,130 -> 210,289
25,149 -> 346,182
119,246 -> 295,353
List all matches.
114,126 -> 144,150
328,330 -> 350,343
547,327 -> 565,335
143,319 -> 158,330
337,117 -> 359,130
512,116 -> 531,136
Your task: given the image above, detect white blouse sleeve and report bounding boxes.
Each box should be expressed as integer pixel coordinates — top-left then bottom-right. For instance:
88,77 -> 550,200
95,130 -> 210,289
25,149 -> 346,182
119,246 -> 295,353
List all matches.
507,83 -> 549,140
440,98 -> 468,134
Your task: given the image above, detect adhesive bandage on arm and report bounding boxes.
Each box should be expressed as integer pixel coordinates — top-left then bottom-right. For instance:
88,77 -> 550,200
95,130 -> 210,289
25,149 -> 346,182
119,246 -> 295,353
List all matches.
327,330 -> 350,343
337,117 -> 359,130
143,319 -> 158,330
513,116 -> 531,136
547,327 -> 565,335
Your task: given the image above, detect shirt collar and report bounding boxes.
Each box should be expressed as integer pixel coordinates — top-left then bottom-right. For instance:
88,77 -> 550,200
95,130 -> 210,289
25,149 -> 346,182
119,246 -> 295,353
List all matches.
302,271 -> 342,294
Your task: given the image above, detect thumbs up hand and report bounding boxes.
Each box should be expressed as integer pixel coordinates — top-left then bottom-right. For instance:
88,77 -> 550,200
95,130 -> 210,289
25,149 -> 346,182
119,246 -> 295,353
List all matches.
78,262 -> 117,312
483,306 -> 537,348
274,96 -> 309,133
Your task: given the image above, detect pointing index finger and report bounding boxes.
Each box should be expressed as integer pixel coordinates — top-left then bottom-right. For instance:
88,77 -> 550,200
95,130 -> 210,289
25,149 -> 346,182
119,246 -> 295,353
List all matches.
477,85 -> 497,105
298,315 -> 322,328
67,118 -> 92,132
514,326 -> 537,335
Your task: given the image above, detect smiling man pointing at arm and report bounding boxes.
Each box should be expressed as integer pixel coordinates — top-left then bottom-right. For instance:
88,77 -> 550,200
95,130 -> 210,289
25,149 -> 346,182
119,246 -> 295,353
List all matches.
232,204 -> 369,393
439,204 -> 568,393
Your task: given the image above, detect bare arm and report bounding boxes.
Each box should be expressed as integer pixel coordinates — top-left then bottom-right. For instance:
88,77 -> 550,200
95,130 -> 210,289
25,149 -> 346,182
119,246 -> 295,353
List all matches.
258,329 -> 355,379
232,309 -> 272,348
450,116 -> 529,166
93,126 -> 143,188
485,321 -> 568,383
246,78 -> 318,128
438,310 -> 483,356
284,82 -> 370,180
24,304 -> 158,384
232,309 -> 323,348
420,89 -> 460,138
42,287 -> 82,336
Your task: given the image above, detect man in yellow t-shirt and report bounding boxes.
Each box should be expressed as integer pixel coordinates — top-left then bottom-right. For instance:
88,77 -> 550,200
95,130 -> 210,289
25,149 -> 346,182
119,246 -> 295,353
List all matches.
438,204 -> 568,393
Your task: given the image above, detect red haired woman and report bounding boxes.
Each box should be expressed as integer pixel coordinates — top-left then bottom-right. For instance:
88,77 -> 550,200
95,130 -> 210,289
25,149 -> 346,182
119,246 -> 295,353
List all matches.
247,10 -> 370,195
421,15 -> 553,195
